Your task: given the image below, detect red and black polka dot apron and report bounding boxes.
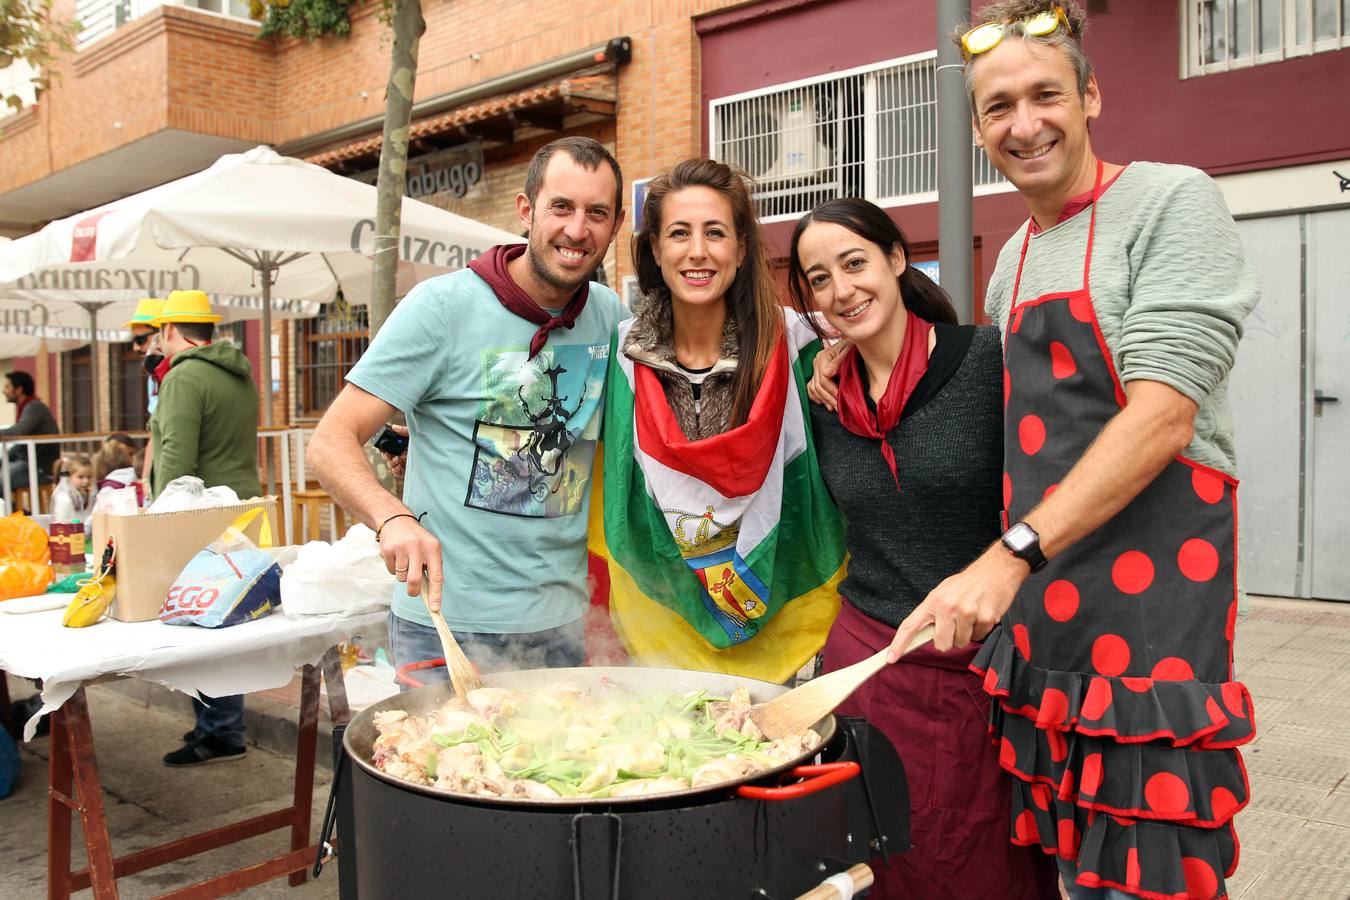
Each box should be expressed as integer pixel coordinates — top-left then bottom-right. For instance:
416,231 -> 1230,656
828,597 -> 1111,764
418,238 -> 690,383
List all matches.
971,163 -> 1256,900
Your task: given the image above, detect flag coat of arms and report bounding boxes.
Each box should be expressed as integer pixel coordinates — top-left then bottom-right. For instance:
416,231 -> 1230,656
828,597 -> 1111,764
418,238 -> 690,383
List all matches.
588,312 -> 846,682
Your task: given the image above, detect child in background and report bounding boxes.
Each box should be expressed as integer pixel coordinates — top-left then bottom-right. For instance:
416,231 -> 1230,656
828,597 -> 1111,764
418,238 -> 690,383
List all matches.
92,443 -> 143,508
49,453 -> 95,521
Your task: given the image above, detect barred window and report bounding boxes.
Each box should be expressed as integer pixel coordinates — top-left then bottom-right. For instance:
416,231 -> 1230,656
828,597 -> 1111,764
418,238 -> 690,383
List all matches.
295,300 -> 369,419
710,52 -> 1009,222
1185,0 -> 1350,76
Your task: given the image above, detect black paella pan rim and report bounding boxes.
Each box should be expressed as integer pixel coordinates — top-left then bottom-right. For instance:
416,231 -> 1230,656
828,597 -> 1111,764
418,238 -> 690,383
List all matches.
343,665 -> 836,808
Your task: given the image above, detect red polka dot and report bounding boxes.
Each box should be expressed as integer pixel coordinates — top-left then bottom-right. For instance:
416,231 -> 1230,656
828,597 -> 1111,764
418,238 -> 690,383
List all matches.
1068,295 -> 1094,323
1042,482 -> 1059,500
1081,679 -> 1113,720
1125,848 -> 1141,886
1192,468 -> 1226,504
1057,766 -> 1075,797
1206,696 -> 1226,724
1151,657 -> 1194,681
1019,414 -> 1046,455
983,665 -> 1000,694
1039,688 -> 1070,725
1057,818 -> 1080,858
1210,787 -> 1240,819
1013,623 -> 1032,661
1043,580 -> 1079,622
1182,856 -> 1219,898
1081,752 -> 1104,795
1222,682 -> 1248,718
1000,737 -> 1017,769
1226,599 -> 1238,641
1178,538 -> 1220,582
1047,729 -> 1068,763
1110,814 -> 1136,826
1122,676 -> 1153,693
1003,472 -> 1012,509
1004,369 -> 1011,408
1014,809 -> 1037,842
1111,551 -> 1155,595
1145,772 -> 1191,814
1091,634 -> 1131,677
1050,341 -> 1077,379
1031,783 -> 1052,811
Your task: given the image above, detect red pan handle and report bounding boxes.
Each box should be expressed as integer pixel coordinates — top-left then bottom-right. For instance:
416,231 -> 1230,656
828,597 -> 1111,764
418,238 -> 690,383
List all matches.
395,657 -> 447,689
735,761 -> 860,801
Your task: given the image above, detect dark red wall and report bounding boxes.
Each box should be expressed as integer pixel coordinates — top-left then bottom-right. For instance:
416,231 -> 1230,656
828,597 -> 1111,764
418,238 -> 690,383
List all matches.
698,0 -> 1350,319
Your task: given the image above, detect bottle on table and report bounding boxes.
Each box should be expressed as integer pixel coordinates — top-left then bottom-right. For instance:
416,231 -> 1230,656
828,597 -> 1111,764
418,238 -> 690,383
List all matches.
49,470 -> 88,577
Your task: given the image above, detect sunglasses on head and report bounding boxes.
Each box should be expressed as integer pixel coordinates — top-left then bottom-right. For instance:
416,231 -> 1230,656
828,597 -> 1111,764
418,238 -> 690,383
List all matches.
961,4 -> 1070,58
131,331 -> 157,347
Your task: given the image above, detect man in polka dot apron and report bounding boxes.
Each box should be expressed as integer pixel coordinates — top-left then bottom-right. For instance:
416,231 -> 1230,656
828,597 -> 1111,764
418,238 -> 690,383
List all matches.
886,3 -> 1261,898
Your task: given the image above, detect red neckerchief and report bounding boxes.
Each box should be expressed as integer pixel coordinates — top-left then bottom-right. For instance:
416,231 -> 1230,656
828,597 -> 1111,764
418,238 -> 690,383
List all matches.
467,243 -> 589,358
1028,164 -> 1126,235
833,308 -> 933,491
155,340 -> 210,383
15,396 -> 32,417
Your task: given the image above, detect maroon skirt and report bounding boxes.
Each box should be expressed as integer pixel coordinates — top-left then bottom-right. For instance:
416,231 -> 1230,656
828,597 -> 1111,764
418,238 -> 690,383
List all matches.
822,600 -> 1059,900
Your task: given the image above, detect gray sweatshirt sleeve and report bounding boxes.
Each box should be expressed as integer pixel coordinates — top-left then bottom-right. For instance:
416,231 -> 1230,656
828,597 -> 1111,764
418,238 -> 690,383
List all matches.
1115,169 -> 1259,405
0,402 -> 45,437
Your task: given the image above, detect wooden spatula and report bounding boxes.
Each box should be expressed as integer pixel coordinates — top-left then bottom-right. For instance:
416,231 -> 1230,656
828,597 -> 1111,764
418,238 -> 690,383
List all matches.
421,583 -> 484,700
748,624 -> 937,740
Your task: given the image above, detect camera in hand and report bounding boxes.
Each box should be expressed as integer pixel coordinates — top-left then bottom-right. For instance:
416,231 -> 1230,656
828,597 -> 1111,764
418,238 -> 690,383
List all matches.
371,425 -> 408,456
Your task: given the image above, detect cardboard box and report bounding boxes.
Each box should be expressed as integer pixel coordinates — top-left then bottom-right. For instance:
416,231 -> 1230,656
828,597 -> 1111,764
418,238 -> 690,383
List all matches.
91,498 -> 278,623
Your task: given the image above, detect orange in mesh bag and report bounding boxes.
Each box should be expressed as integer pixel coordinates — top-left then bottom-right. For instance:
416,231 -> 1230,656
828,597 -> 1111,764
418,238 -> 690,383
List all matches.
0,512 -> 53,601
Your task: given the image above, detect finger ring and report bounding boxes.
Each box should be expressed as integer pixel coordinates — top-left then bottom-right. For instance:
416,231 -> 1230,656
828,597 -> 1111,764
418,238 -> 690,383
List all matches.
395,567 -> 408,574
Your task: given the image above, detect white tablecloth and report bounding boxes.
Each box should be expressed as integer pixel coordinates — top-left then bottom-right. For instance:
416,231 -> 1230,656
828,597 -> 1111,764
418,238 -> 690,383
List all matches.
0,607 -> 387,740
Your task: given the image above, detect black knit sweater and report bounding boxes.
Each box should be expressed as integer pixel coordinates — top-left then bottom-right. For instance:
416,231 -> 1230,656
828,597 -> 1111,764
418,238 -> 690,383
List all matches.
809,324 -> 1005,628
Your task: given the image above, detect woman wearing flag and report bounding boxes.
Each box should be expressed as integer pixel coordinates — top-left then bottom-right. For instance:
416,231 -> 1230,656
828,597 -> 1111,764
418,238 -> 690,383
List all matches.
590,158 -> 847,682
786,198 -> 1058,898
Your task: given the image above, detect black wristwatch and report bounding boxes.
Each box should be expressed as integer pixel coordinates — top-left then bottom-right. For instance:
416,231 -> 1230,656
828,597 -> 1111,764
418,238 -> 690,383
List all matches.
1001,521 -> 1048,573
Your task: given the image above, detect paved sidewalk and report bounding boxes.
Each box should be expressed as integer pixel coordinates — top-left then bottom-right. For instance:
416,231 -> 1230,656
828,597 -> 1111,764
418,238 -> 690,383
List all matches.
1,596 -> 1347,899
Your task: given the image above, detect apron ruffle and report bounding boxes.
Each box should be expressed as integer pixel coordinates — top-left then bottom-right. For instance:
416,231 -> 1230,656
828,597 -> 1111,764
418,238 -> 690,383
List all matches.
1012,783 -> 1240,900
974,626 -> 1248,898
973,626 -> 1255,749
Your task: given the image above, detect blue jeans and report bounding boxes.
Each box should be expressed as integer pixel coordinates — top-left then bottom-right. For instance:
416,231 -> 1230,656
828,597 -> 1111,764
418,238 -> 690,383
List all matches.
387,611 -> 585,689
1057,857 -> 1134,900
192,694 -> 245,748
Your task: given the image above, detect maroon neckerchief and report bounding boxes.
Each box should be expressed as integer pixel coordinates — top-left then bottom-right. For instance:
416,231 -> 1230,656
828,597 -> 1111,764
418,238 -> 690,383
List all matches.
15,396 -> 32,418
154,340 -> 211,384
1028,164 -> 1126,235
834,308 -> 933,490
467,243 -> 589,359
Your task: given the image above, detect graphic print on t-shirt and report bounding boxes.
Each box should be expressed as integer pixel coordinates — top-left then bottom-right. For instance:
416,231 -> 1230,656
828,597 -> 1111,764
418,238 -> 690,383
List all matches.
466,343 -> 606,518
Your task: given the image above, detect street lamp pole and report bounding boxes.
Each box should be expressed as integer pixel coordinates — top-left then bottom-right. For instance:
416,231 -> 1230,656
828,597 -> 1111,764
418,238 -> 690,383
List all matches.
936,0 -> 974,322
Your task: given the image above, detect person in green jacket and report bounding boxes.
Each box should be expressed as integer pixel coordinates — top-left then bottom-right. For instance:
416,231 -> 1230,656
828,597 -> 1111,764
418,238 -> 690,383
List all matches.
149,289 -> 261,766
149,291 -> 262,500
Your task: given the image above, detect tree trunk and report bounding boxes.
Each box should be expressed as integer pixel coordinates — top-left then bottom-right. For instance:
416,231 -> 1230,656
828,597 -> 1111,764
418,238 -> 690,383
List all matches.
369,0 -> 427,338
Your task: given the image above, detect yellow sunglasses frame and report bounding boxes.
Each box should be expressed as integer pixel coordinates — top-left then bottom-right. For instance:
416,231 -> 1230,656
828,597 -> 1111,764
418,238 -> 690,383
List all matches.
961,5 -> 1070,59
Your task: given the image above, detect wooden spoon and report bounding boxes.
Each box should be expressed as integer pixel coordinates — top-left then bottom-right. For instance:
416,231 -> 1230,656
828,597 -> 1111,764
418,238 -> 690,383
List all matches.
421,583 -> 484,700
748,624 -> 937,740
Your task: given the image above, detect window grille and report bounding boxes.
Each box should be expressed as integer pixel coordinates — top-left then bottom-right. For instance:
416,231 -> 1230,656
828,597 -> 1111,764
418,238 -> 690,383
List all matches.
295,300 -> 369,420
60,348 -> 94,434
710,53 -> 1009,222
1185,0 -> 1350,76
77,0 -> 256,50
111,347 -> 150,431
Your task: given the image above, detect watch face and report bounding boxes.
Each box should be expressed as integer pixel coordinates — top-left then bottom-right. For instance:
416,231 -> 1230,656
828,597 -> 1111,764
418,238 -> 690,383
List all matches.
1004,523 -> 1036,553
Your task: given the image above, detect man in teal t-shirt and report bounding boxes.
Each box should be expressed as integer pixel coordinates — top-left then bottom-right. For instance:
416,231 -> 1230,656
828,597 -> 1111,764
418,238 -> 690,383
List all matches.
310,136 -> 625,674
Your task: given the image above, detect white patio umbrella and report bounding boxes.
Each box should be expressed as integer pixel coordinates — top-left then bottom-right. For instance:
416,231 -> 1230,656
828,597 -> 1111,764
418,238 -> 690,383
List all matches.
0,145 -> 519,423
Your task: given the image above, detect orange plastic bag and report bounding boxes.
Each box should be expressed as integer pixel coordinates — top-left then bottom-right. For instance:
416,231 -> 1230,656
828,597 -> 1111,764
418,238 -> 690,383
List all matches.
0,512 -> 51,564
0,512 -> 54,600
0,560 -> 53,601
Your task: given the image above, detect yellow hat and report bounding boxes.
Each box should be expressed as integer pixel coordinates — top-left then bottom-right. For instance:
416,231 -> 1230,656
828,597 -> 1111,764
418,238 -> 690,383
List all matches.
121,298 -> 164,329
151,290 -> 222,326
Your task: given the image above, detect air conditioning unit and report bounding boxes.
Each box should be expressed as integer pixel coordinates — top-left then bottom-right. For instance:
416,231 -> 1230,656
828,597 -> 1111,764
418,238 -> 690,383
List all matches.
721,92 -> 833,184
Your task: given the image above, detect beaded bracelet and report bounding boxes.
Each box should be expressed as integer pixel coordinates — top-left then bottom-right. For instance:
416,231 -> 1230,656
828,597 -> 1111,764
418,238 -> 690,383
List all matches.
375,511 -> 427,542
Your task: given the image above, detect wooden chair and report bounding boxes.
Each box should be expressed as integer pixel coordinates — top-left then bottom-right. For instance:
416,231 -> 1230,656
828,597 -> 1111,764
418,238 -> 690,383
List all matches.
10,483 -> 55,515
292,488 -> 348,543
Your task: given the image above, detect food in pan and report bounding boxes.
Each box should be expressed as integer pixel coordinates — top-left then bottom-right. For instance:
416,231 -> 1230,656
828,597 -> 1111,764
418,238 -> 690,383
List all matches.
370,684 -> 821,799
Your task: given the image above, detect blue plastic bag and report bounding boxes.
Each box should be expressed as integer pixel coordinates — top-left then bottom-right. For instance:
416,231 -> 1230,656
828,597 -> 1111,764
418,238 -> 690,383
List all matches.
0,726 -> 20,799
159,508 -> 281,628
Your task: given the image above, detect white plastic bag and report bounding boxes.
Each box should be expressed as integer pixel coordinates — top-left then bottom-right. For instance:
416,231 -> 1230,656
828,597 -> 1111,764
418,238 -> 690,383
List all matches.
279,523 -> 394,618
148,476 -> 242,514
